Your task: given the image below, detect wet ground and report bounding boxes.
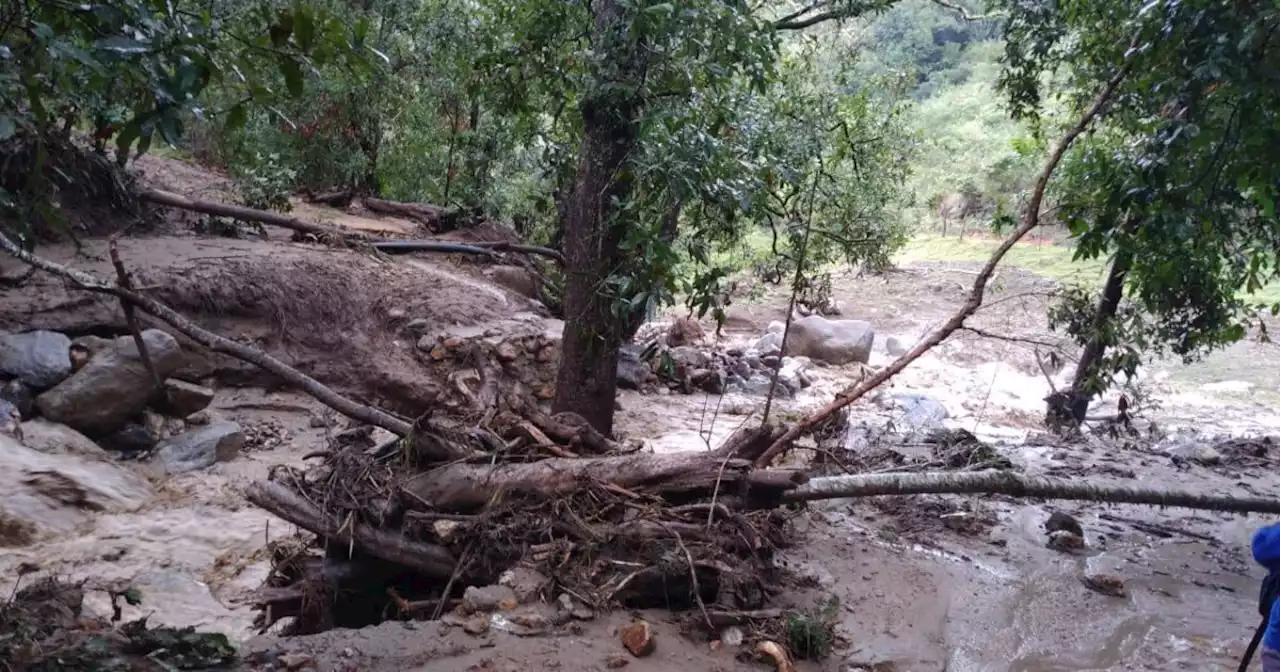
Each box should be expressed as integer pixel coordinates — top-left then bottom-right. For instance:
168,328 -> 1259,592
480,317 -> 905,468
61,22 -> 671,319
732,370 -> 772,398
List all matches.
3,158 -> 1278,670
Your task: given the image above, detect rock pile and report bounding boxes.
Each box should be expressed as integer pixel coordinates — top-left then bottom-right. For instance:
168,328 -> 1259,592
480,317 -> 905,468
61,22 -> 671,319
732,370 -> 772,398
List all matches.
0,326 -> 243,480
412,313 -> 564,406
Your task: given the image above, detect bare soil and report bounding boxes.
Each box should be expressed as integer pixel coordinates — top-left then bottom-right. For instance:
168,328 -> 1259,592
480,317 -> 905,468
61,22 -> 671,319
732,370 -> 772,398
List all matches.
2,156 -> 1279,671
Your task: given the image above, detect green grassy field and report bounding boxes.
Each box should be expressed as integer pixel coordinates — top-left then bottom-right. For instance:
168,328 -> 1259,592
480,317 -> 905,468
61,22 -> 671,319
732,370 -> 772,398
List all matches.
898,234 -> 1280,305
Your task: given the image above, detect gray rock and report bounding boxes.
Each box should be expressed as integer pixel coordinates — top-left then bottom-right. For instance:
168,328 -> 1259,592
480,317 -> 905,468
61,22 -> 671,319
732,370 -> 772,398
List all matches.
783,315 -> 876,365
668,345 -> 709,372
767,321 -> 786,335
1162,436 -> 1223,466
0,398 -> 20,439
17,419 -> 109,458
162,379 -> 215,417
885,336 -> 908,357
891,393 -> 949,433
698,369 -> 727,395
777,356 -> 813,392
617,344 -> 648,390
35,330 -> 185,435
462,584 -> 517,613
751,332 -> 783,356
2,379 -> 34,419
730,373 -> 792,398
154,421 -> 244,473
0,330 -> 72,389
405,318 -> 430,333
0,433 -> 152,546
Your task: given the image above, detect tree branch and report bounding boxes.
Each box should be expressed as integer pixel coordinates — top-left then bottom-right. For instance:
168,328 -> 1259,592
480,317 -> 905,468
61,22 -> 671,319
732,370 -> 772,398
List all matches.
786,471 -> 1280,515
750,53 -> 1136,468
929,0 -> 1003,22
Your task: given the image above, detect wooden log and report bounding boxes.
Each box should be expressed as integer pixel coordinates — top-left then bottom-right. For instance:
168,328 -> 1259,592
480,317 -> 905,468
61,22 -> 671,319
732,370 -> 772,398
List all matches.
364,197 -> 462,230
784,471 -> 1280,514
246,481 -> 457,578
401,451 -> 808,512
138,188 -> 367,242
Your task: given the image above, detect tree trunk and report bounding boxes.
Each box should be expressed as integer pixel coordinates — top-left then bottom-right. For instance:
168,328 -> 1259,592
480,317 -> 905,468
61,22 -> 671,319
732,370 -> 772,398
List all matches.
399,451 -> 807,512
552,0 -> 648,436
1049,249 -> 1132,426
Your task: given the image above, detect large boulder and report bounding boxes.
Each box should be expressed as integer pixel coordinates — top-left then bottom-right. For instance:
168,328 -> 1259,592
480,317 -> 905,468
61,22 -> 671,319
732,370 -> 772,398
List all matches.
36,330 -> 185,435
162,379 -> 215,417
16,419 -> 109,458
783,315 -> 876,365
154,421 -> 245,474
617,344 -> 649,391
0,433 -> 152,546
0,329 -> 73,389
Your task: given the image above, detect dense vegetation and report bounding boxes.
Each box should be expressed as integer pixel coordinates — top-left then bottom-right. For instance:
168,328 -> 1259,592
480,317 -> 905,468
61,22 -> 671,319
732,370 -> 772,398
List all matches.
2,0 -> 1278,431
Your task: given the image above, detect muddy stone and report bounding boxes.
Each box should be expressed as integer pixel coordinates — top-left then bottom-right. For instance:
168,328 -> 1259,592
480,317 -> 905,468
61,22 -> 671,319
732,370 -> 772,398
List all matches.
0,398 -> 19,438
0,433 -> 152,546
499,567 -> 550,603
783,315 -> 876,365
36,329 -> 185,435
0,329 -> 72,389
154,421 -> 245,473
99,423 -> 158,454
620,620 -> 655,657
15,419 -> 108,458
2,378 -> 34,418
163,378 -> 215,416
617,345 -> 648,391
462,585 -> 518,614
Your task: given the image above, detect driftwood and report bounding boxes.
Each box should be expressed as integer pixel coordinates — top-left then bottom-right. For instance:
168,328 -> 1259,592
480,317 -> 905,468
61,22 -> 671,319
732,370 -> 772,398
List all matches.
138,188 -> 369,242
363,197 -> 462,231
785,471 -> 1280,514
752,47 -> 1139,468
0,232 -> 473,463
401,451 -> 808,512
246,480 -> 457,578
140,188 -> 565,265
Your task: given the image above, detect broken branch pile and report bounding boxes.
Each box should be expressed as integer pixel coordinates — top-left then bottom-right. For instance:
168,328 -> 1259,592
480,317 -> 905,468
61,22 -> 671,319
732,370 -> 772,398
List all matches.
246,415 -> 803,635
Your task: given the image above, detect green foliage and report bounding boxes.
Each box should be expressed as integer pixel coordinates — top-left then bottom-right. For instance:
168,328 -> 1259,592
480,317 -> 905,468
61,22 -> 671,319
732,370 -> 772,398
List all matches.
784,595 -> 842,660
1001,0 -> 1280,399
233,152 -> 296,212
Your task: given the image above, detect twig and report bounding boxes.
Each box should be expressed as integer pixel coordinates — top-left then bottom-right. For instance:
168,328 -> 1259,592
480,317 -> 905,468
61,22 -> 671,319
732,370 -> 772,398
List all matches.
432,541 -> 474,620
960,326 -> 1064,351
658,523 -> 714,632
753,51 -> 1137,468
108,238 -> 164,399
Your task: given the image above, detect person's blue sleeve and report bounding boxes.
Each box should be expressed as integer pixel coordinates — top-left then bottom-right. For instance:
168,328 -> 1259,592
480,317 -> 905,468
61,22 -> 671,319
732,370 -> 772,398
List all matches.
1253,524 -> 1280,572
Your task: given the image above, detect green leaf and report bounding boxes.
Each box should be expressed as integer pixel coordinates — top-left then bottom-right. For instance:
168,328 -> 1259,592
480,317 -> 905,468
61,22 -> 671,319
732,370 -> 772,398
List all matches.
279,58 -> 304,97
0,115 -> 14,140
225,104 -> 248,131
123,587 -> 143,605
294,5 -> 316,51
270,10 -> 294,48
158,113 -> 182,148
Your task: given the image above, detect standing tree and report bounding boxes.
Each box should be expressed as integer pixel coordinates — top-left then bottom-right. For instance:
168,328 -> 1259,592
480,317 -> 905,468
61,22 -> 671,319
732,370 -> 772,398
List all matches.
995,0 -> 1280,426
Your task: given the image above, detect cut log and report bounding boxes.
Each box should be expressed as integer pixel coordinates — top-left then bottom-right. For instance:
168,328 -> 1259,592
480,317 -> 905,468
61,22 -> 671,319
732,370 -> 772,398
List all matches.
785,471 -> 1280,514
247,481 -> 458,578
401,451 -> 808,512
138,188 -> 367,242
363,197 -> 462,231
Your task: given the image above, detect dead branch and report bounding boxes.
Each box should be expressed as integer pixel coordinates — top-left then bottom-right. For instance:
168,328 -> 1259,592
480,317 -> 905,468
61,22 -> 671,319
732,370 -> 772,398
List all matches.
138,188 -> 370,242
751,53 -> 1137,468
785,471 -> 1280,514
363,197 -> 461,230
246,480 -> 457,578
0,230 -> 472,463
108,238 -> 164,396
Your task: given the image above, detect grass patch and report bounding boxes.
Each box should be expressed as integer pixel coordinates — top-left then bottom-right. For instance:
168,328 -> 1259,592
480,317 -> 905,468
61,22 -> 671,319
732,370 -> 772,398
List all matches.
898,234 -> 1280,305
897,234 -> 1108,284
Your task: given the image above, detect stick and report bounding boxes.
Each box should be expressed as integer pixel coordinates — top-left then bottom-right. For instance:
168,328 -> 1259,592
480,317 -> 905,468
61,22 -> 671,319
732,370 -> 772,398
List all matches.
108,238 -> 164,397
0,229 -> 472,463
784,471 -> 1280,514
246,480 -> 457,578
752,54 -> 1137,468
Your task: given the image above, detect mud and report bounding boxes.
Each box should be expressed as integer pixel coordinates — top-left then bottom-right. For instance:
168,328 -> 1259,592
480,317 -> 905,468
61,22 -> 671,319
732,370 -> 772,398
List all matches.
2,157 -> 1277,670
